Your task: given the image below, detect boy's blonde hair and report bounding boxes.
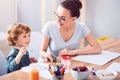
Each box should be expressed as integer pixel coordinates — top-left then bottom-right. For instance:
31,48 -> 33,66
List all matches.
7,23 -> 31,46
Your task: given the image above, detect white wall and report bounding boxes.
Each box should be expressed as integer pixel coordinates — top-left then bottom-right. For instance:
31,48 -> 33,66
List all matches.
17,0 -> 42,31
17,0 -> 61,32
86,0 -> 120,38
0,0 -> 17,32
0,0 -> 120,39
27,32 -> 42,59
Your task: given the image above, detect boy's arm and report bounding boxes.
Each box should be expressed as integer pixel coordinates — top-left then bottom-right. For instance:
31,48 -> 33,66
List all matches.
7,47 -> 26,73
15,47 -> 26,64
7,56 -> 20,73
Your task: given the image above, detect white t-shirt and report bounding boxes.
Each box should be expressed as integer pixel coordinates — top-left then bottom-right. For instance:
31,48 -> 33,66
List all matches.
42,21 -> 90,56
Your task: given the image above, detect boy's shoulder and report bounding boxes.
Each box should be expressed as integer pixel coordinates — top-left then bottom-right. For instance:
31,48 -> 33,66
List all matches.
7,47 -> 19,57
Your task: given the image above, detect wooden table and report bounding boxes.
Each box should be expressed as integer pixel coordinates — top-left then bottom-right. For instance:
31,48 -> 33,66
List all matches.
0,38 -> 120,80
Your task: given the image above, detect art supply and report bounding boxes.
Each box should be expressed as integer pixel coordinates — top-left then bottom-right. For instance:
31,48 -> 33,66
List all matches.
53,56 -> 57,63
102,73 -> 114,76
96,70 -> 118,80
61,56 -> 71,66
91,68 -> 96,75
48,64 -> 66,80
29,69 -> 39,80
61,55 -> 71,73
48,65 -> 54,75
72,50 -> 120,66
106,62 -> 120,72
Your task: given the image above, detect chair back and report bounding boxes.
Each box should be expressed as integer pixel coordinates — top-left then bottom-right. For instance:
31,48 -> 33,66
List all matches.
0,50 -> 7,76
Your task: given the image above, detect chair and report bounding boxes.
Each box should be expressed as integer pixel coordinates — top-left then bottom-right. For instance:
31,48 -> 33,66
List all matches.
0,50 -> 7,76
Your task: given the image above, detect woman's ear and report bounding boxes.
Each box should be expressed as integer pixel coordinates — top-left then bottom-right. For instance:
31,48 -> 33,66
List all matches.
72,17 -> 77,21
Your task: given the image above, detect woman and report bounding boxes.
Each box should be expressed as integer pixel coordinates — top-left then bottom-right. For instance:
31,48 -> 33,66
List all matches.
40,0 -> 101,62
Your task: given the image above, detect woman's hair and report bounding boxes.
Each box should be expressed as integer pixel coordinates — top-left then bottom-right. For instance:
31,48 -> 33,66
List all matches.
61,0 -> 82,18
7,23 -> 31,46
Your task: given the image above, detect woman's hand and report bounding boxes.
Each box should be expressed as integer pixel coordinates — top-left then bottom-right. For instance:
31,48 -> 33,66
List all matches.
45,53 -> 55,62
30,57 -> 38,63
59,48 -> 74,56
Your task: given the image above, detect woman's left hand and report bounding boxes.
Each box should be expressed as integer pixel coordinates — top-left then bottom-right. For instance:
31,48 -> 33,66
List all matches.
59,48 -> 73,55
30,57 -> 38,63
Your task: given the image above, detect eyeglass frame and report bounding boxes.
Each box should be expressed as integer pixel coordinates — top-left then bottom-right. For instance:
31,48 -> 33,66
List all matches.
54,12 -> 72,22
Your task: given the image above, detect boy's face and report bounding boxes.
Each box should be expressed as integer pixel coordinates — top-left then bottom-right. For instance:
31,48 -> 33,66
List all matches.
15,32 -> 31,48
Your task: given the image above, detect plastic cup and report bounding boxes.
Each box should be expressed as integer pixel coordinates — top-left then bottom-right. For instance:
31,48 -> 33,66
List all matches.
61,55 -> 71,72
61,56 -> 71,66
54,75 -> 64,80
29,69 -> 39,80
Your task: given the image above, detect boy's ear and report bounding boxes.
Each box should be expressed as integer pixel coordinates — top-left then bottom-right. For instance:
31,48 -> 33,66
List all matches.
13,39 -> 17,44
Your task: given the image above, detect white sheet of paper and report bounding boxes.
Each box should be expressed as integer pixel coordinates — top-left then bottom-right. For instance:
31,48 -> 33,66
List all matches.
21,63 -> 52,79
72,50 -> 120,66
21,59 -> 69,79
106,62 -> 120,72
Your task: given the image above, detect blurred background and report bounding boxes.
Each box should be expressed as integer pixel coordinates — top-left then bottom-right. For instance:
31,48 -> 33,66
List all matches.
0,0 -> 120,38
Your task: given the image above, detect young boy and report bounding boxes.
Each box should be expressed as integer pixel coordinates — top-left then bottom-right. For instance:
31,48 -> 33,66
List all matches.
7,23 -> 37,73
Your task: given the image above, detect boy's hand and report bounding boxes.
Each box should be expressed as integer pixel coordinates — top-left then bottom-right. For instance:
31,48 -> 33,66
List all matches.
19,47 -> 27,56
30,57 -> 38,63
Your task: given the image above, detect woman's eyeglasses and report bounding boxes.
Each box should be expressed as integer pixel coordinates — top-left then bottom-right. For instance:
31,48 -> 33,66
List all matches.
54,12 -> 71,22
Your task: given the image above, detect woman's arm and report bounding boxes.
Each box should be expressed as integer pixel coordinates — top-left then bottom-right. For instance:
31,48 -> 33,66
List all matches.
40,34 -> 55,62
40,34 -> 49,58
76,33 -> 102,54
59,33 -> 102,55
